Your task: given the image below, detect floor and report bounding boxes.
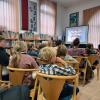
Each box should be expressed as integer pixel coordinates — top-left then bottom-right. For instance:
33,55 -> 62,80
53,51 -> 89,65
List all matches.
79,70 -> 100,100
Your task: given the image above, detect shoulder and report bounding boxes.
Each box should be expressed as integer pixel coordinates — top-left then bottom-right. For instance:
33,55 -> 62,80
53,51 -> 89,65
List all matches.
21,54 -> 36,62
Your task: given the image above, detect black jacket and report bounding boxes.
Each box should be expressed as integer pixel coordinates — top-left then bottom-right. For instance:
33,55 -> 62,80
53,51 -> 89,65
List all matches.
0,47 -> 9,66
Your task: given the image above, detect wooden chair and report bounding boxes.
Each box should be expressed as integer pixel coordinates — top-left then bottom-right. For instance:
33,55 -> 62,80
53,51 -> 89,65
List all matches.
87,54 -> 100,80
7,67 -> 39,100
74,56 -> 88,85
36,72 -> 78,100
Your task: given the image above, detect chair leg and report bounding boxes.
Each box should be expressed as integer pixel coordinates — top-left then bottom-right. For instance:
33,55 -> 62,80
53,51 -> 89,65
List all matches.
83,72 -> 86,86
97,66 -> 99,80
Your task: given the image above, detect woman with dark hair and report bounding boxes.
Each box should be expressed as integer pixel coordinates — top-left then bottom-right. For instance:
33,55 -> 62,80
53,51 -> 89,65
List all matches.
72,38 -> 80,47
85,43 -> 97,55
67,38 -> 85,56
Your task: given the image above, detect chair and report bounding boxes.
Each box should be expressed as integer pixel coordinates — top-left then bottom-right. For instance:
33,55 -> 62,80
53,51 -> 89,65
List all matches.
74,56 -> 88,85
36,72 -> 78,100
87,54 -> 100,80
7,67 -> 39,100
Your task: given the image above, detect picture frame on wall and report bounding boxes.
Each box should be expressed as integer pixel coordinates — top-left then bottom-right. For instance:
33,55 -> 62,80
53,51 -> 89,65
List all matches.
69,12 -> 79,27
28,0 -> 37,32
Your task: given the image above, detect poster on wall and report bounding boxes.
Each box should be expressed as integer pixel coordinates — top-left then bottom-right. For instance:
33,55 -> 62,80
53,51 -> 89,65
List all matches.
69,12 -> 79,27
28,1 -> 37,32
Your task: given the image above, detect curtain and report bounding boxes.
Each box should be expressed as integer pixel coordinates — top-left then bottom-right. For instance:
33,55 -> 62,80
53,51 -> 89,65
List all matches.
21,0 -> 28,30
83,6 -> 100,48
0,0 -> 19,32
40,0 -> 56,37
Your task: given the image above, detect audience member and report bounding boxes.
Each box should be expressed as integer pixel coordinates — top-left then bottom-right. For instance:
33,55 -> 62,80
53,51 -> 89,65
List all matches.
27,44 -> 39,57
97,44 -> 100,54
9,41 -> 38,88
0,32 -> 9,80
39,47 -> 79,100
54,40 -> 63,50
85,43 -> 97,55
57,44 -> 77,62
67,38 -> 85,56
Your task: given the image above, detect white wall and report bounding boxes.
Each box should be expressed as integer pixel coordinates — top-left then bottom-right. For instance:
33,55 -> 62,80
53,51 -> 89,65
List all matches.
56,0 -> 100,36
56,4 -> 66,37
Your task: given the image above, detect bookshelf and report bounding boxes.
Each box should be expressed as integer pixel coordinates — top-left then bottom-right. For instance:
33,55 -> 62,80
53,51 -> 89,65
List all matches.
2,31 -> 51,48
2,31 -> 19,48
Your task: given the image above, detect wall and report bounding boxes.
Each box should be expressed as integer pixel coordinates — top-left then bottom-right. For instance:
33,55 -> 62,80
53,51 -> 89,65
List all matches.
56,0 -> 100,36
56,3 -> 65,37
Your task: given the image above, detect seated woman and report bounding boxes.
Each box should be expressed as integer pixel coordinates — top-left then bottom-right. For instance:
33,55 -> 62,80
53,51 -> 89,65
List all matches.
39,47 -> 79,100
85,43 -> 99,70
9,41 -> 38,88
85,43 -> 97,55
67,38 -> 85,56
57,44 -> 77,62
27,44 -> 39,57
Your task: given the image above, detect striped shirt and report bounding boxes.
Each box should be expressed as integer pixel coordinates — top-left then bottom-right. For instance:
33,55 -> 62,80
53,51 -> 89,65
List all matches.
39,64 -> 76,76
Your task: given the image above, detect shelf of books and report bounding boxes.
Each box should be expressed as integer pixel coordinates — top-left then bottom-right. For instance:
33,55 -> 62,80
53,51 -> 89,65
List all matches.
19,32 -> 51,46
2,31 -> 19,48
2,31 -> 52,48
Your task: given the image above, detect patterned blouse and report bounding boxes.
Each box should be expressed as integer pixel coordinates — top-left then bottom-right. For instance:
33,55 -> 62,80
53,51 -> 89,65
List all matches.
39,64 -> 76,76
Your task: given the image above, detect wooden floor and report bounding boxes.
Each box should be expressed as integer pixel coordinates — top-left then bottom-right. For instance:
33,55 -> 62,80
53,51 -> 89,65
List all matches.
79,70 -> 100,100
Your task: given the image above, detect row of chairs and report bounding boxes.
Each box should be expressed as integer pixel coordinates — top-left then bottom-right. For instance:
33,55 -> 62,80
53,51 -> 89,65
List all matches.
56,54 -> 100,85
0,66 -> 78,100
0,54 -> 99,99
72,54 -> 100,85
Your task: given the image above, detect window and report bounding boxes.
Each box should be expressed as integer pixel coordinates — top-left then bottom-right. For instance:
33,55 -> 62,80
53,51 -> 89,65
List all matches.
0,0 -> 19,32
40,0 -> 56,36
83,6 -> 100,48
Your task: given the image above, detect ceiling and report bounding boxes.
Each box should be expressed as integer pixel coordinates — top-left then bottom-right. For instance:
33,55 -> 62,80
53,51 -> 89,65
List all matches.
50,0 -> 92,7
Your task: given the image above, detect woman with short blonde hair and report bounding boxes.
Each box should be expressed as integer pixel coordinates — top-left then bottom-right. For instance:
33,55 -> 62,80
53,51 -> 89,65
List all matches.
39,47 -> 57,63
39,47 -> 79,99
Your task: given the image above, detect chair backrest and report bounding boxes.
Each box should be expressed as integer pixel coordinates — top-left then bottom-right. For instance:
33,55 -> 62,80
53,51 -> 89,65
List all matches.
37,73 -> 78,100
87,54 -> 99,65
7,67 -> 38,86
73,56 -> 84,73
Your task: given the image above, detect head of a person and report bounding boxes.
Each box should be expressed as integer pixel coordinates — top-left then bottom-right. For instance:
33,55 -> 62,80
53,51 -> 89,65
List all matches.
72,38 -> 80,48
57,45 -> 67,57
55,40 -> 62,46
87,43 -> 93,49
38,43 -> 46,50
14,41 -> 27,53
39,47 -> 57,64
27,44 -> 32,51
0,32 -> 6,47
10,41 -> 27,68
